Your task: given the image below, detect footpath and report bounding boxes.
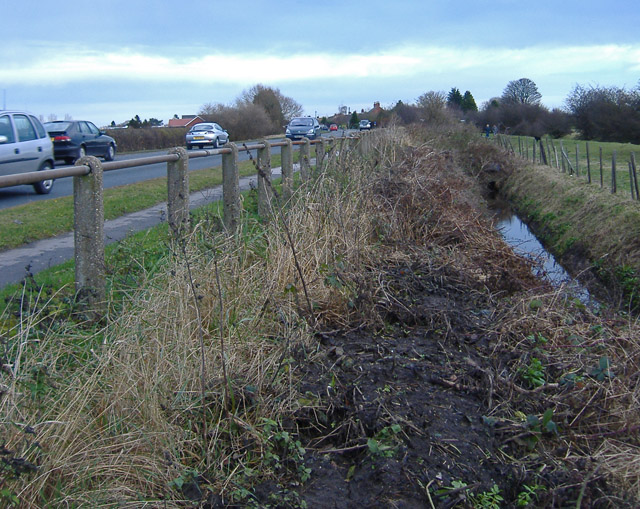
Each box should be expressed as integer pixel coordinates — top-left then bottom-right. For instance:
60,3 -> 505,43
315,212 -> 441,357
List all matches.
0,168 -> 287,289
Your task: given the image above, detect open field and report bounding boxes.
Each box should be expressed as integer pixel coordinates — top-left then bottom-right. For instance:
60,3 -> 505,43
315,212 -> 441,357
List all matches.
507,135 -> 640,197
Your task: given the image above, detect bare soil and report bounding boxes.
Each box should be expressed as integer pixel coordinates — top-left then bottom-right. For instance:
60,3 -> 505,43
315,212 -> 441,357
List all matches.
224,143 -> 639,508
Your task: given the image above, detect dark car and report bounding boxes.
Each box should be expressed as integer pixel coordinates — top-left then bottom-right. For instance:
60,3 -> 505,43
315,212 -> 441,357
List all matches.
285,117 -> 321,140
44,120 -> 117,165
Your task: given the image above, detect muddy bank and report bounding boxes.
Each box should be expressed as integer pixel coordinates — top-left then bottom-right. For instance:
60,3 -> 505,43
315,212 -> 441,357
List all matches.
248,142 -> 640,508
497,154 -> 640,309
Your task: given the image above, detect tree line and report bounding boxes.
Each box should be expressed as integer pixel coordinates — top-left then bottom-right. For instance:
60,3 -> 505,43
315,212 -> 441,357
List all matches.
413,78 -> 640,143
121,78 -> 640,145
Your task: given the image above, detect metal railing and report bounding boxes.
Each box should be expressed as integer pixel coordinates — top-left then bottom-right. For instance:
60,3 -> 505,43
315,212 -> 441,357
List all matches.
0,133 -> 370,312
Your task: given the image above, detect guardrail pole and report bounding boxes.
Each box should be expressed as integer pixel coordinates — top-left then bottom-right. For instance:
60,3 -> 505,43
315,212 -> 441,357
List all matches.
315,138 -> 325,175
222,143 -> 241,232
257,140 -> 273,218
281,138 -> 293,203
300,138 -> 311,181
167,147 -> 189,236
73,156 -> 106,313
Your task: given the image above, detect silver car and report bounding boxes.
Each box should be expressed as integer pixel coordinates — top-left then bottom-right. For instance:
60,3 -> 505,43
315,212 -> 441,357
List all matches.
185,122 -> 229,150
0,110 -> 55,194
285,117 -> 321,140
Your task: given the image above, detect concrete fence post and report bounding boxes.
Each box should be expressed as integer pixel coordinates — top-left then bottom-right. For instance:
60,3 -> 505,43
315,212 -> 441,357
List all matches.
167,147 -> 189,236
257,139 -> 273,219
73,156 -> 105,312
315,138 -> 325,174
300,138 -> 311,181
222,143 -> 241,233
281,138 -> 293,203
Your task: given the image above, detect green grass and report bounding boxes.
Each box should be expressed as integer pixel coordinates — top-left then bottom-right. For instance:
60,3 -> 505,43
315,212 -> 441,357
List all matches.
508,135 -> 640,196
0,150 -> 309,251
0,184 -> 261,312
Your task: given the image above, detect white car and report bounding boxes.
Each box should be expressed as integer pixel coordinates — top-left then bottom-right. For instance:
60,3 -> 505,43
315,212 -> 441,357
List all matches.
0,110 -> 55,194
185,122 -> 229,150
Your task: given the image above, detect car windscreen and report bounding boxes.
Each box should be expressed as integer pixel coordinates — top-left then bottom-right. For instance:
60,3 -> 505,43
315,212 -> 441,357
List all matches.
289,118 -> 312,126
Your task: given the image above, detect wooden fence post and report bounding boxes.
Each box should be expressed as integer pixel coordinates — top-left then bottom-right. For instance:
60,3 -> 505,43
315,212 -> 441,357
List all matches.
257,139 -> 273,218
167,146 -> 189,236
599,147 -> 604,188
73,156 -> 105,313
281,138 -> 293,203
575,145 -> 580,176
631,153 -> 640,201
300,138 -> 311,181
222,143 -> 240,232
586,142 -> 591,183
538,139 -> 547,165
611,151 -> 617,194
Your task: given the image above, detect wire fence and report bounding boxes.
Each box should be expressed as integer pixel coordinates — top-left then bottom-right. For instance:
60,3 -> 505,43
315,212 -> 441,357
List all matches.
496,134 -> 640,200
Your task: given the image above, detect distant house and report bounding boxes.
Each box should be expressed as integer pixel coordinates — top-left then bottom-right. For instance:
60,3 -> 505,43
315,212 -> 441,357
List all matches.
168,115 -> 204,128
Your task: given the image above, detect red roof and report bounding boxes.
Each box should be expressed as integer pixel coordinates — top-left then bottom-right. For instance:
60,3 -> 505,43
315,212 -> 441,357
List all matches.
168,116 -> 204,128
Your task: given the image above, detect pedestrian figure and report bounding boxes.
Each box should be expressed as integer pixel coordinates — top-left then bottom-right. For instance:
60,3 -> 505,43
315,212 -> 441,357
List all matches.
485,124 -> 491,138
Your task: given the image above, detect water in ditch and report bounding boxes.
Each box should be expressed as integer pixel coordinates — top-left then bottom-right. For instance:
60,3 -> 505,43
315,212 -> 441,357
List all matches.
491,200 -> 597,308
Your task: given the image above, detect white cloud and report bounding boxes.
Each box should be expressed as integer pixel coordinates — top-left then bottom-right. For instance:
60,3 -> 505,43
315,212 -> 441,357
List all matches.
3,43 -> 639,87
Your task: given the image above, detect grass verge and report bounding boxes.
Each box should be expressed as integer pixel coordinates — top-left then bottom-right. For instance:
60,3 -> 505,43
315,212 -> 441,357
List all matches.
0,150 -> 309,251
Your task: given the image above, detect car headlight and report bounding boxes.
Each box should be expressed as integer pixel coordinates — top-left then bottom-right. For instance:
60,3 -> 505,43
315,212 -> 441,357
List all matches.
307,128 -> 315,134
285,128 -> 291,134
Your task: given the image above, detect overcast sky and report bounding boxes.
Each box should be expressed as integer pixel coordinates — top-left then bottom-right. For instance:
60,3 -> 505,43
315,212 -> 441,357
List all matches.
2,0 -> 639,127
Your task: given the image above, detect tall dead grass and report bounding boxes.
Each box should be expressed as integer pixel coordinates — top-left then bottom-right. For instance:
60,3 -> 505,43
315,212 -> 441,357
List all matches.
0,128 -> 408,506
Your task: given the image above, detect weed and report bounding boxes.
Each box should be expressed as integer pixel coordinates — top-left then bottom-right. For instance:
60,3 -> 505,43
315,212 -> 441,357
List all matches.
516,483 -> 546,507
471,483 -> 504,509
520,357 -> 545,388
590,356 -> 614,381
367,424 -> 402,459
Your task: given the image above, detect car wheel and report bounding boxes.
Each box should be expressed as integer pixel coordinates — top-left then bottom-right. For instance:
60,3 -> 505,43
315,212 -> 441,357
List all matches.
186,144 -> 192,150
33,162 -> 54,195
213,138 -> 219,149
104,144 -> 116,161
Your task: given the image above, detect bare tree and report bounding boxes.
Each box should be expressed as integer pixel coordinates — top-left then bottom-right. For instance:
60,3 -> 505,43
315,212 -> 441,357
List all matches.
239,84 -> 303,125
501,78 -> 542,105
199,102 -> 274,141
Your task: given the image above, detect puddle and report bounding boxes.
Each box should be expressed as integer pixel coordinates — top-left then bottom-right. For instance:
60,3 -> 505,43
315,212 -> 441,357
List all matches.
491,200 -> 597,307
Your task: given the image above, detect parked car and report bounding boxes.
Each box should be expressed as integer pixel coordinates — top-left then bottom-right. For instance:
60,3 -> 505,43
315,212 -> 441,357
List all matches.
185,122 -> 229,149
44,120 -> 117,165
0,110 -> 56,194
285,117 -> 321,140
329,124 -> 338,132
359,119 -> 371,131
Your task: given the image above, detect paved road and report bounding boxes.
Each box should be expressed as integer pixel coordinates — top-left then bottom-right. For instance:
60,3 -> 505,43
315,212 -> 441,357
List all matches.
0,142 -> 283,210
0,165 -> 298,289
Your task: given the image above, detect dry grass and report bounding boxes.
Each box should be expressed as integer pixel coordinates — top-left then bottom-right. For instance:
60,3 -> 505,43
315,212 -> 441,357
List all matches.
0,128 -> 408,506
2,125 -> 640,506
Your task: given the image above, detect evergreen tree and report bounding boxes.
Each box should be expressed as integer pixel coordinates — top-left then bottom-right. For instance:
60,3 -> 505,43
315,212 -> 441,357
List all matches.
349,111 -> 359,128
447,88 -> 463,108
461,91 -> 478,113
